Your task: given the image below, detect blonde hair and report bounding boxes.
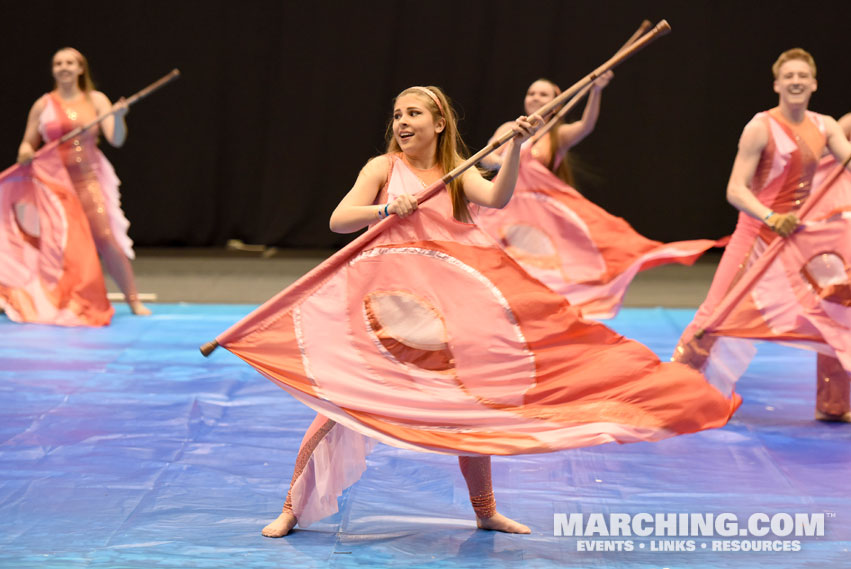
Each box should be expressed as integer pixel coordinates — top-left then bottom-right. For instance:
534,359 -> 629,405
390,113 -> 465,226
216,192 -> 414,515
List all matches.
53,47 -> 96,92
386,86 -> 472,222
532,79 -> 575,186
772,48 -> 816,79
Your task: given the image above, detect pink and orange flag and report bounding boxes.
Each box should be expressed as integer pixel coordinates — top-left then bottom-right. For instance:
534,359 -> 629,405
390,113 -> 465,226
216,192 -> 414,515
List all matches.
687,156 -> 851,393
210,158 -> 737,457
0,145 -> 112,326
476,151 -> 721,319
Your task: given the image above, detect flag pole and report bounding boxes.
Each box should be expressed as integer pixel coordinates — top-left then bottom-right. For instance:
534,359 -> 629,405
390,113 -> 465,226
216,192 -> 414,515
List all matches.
528,20 -> 653,148
0,69 -> 181,184
427,19 -> 670,199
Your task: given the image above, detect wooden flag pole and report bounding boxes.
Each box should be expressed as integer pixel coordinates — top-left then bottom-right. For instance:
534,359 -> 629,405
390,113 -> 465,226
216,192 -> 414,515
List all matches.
431,19 -> 671,196
528,20 -> 653,148
0,69 -> 181,184
59,69 -> 181,144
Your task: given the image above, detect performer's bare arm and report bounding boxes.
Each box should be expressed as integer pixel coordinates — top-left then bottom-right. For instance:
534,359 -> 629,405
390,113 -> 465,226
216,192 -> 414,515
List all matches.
726,119 -> 771,218
462,138 -> 525,209
91,91 -> 128,147
479,121 -> 518,171
462,116 -> 541,208
824,115 -> 851,165
555,71 -> 613,152
330,155 -> 411,234
726,119 -> 797,236
838,113 -> 851,141
17,97 -> 47,164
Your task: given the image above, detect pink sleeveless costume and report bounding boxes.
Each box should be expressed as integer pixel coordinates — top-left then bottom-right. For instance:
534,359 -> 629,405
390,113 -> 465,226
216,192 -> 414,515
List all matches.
673,108 -> 850,418
0,92 -> 135,325
476,136 -> 719,319
260,152 -> 737,530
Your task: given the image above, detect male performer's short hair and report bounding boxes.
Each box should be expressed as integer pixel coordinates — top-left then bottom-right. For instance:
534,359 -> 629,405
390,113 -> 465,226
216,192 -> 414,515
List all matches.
772,48 -> 817,79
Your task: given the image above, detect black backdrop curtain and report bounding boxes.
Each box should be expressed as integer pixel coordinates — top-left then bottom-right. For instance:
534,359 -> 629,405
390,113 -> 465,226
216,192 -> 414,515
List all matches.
2,0 -> 849,248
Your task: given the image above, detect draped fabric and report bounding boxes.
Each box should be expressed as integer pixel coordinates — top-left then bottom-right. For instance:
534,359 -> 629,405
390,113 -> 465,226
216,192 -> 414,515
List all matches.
0,145 -> 113,326
476,151 -> 720,319
709,157 -> 851,345
673,111 -> 851,398
687,157 -> 851,395
214,156 -> 737,457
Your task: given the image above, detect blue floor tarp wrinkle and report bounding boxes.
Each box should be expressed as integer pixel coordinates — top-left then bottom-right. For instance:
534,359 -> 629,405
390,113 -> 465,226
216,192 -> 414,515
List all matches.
1,305 -> 848,568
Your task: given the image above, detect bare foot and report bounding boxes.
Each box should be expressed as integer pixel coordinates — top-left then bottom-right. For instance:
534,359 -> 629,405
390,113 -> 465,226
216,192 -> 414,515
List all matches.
129,300 -> 152,316
815,410 -> 851,423
477,512 -> 531,534
262,512 -> 297,538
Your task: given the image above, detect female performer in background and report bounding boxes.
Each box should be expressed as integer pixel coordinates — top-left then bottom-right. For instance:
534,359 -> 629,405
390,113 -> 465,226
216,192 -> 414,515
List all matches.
15,47 -> 150,318
476,75 -> 718,318
262,85 -> 540,537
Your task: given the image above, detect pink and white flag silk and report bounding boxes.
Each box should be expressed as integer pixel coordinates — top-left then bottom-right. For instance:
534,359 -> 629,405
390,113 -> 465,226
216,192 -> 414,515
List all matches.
212,157 -> 737,457
693,156 -> 851,393
0,145 -> 112,326
476,152 -> 721,319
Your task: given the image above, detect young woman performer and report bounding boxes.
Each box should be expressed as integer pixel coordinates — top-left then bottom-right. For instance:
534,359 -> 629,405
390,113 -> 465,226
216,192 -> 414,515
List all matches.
480,74 -> 611,183
673,48 -> 851,421
16,47 -> 150,316
261,85 -> 542,537
475,74 -> 718,318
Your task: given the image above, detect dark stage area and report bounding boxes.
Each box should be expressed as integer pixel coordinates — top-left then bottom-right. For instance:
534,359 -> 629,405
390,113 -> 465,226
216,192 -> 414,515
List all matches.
2,1 -> 850,250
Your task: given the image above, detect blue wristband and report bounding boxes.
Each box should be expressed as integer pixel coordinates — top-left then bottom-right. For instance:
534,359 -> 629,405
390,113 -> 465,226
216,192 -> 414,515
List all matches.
763,210 -> 775,221
384,204 -> 390,217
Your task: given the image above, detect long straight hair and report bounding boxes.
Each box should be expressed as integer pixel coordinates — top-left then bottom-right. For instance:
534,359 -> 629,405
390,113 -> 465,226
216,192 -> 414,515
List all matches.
386,86 -> 472,222
547,120 -> 576,187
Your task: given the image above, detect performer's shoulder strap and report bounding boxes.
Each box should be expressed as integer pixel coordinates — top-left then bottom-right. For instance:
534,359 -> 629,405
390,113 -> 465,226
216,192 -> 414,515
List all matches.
377,153 -> 397,204
805,111 -> 826,135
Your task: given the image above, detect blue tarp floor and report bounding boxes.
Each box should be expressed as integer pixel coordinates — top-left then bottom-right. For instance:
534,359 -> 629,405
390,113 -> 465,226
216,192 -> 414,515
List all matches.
1,305 -> 848,568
